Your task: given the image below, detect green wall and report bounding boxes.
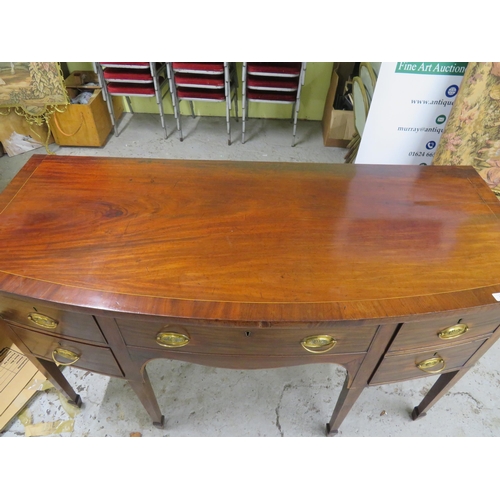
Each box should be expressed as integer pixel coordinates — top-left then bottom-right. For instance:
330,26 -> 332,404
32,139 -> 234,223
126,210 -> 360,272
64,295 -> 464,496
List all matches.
66,62 -> 334,121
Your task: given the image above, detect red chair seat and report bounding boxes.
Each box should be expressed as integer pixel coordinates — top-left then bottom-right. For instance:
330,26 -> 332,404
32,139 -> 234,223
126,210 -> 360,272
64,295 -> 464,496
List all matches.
247,89 -> 297,102
107,82 -> 156,96
172,62 -> 224,74
103,68 -> 153,83
176,87 -> 225,100
247,75 -> 299,91
100,62 -> 150,69
174,73 -> 225,88
247,63 -> 302,77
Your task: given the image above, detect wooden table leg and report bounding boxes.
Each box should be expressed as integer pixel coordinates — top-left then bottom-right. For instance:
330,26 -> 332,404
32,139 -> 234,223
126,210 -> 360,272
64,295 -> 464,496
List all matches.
412,369 -> 469,420
326,324 -> 398,436
326,375 -> 364,436
31,356 -> 82,407
412,332 -> 500,420
1,321 -> 82,406
94,315 -> 165,428
128,368 -> 164,428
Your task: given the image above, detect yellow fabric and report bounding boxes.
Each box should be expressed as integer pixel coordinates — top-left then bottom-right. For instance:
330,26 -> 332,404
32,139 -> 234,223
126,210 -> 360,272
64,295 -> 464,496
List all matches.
0,62 -> 69,153
433,62 -> 500,196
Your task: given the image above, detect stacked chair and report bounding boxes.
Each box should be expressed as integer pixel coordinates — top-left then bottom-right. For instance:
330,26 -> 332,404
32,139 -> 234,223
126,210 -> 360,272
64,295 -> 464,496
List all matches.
168,62 -> 238,145
241,62 -> 307,146
345,62 -> 378,163
94,62 -> 170,138
359,62 -> 377,103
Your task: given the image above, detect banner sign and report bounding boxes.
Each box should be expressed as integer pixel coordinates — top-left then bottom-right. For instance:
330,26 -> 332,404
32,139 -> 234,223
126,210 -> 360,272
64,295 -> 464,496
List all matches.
355,62 -> 467,165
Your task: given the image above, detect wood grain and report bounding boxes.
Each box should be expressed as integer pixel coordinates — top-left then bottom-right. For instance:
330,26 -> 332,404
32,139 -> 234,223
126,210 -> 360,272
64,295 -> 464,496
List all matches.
115,317 -> 377,355
370,338 -> 487,385
2,155 -> 500,324
3,155 -> 500,433
8,324 -> 123,378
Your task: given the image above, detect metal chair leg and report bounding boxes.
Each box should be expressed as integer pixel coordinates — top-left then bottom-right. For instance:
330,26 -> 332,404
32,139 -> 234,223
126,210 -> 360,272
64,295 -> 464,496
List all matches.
151,63 -> 167,139
166,63 -> 183,141
106,90 -> 119,137
95,63 -> 118,137
241,62 -> 247,144
234,91 -> 239,123
226,93 -> 231,146
230,63 -> 238,123
291,62 -> 306,147
125,96 -> 133,113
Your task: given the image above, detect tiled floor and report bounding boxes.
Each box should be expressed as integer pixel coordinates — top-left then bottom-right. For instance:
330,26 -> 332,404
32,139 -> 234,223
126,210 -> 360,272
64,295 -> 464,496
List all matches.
1,113 -> 500,437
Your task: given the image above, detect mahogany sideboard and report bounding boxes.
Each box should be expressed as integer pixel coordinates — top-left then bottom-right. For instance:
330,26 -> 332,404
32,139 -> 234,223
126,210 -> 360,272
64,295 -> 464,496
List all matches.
2,155 -> 500,436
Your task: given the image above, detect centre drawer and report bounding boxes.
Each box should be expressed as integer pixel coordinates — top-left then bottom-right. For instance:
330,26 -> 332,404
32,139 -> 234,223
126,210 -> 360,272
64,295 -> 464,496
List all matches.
8,324 -> 123,378
115,318 -> 378,356
0,295 -> 106,344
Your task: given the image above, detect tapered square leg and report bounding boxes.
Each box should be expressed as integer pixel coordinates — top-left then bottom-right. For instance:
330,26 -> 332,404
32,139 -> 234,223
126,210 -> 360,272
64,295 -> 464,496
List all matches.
412,370 -> 467,420
129,369 -> 164,428
326,376 -> 364,436
32,357 -> 82,407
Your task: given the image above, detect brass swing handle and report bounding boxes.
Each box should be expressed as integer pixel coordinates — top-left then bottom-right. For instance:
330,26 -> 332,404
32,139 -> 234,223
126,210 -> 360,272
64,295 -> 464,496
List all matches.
52,347 -> 81,366
156,332 -> 190,348
28,312 -> 58,330
301,335 -> 337,354
438,324 -> 468,340
416,356 -> 446,374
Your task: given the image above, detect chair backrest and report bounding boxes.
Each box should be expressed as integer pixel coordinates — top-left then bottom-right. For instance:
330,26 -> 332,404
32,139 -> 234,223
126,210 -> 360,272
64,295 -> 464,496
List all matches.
352,76 -> 370,137
359,62 -> 377,102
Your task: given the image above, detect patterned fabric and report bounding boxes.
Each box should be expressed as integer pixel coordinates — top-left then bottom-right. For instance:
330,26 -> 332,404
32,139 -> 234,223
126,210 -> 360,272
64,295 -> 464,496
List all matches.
0,62 -> 68,154
0,62 -> 67,113
433,62 -> 500,196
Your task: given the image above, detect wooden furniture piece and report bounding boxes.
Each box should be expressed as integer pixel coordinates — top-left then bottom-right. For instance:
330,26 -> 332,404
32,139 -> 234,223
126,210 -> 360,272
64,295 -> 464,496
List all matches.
2,155 -> 500,436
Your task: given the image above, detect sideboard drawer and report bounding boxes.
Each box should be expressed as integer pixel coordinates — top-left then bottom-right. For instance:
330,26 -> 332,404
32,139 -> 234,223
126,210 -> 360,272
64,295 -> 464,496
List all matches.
0,296 -> 106,344
370,338 -> 487,385
115,318 -> 378,356
389,308 -> 500,353
8,324 -> 123,378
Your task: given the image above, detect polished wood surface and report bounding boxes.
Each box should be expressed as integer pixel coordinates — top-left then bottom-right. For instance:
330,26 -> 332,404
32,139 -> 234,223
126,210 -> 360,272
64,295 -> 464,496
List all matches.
9,324 -> 124,378
2,155 -> 500,324
0,294 -> 106,344
370,337 -> 487,385
2,155 -> 500,435
388,308 -> 500,353
116,318 -> 377,354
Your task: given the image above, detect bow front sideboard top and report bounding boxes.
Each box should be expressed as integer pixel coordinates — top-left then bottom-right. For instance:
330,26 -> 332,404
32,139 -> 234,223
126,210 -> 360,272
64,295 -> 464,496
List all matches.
2,154 -> 500,435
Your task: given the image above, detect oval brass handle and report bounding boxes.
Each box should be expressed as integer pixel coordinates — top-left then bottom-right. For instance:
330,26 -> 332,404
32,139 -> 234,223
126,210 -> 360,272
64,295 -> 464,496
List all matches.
28,312 -> 58,330
416,356 -> 446,374
156,332 -> 190,348
52,347 -> 81,366
438,324 -> 468,340
301,335 -> 337,354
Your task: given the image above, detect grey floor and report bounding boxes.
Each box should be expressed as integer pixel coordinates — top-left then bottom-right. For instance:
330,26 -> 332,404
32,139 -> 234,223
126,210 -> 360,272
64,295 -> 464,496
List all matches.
2,113 -> 500,437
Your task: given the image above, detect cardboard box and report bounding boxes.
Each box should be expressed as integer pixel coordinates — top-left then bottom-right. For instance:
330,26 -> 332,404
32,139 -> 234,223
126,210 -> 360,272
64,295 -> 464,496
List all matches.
0,328 -> 46,431
64,70 -> 101,90
333,62 -> 356,100
322,69 -> 355,148
49,71 -> 123,147
0,112 -> 54,157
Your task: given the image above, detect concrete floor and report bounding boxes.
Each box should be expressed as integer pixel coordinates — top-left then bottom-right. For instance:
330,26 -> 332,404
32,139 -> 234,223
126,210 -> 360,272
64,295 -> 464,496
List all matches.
2,113 -> 500,437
